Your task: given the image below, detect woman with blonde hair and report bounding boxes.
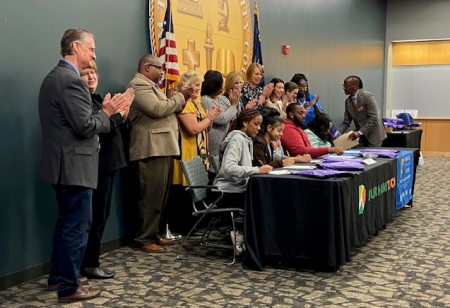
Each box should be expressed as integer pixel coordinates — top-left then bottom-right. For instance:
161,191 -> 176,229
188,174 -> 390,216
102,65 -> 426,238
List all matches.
172,70 -> 221,186
223,71 -> 245,111
241,63 -> 273,109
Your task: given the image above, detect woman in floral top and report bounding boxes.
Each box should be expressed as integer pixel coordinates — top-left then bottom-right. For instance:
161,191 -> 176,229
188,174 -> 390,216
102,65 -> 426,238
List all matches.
241,62 -> 273,109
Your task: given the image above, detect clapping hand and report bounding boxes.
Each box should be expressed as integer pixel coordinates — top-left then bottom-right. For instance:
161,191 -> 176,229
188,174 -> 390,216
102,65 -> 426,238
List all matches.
282,99 -> 289,112
308,93 -> 319,107
206,105 -> 221,122
179,86 -> 194,101
246,99 -> 257,109
258,83 -> 274,106
102,88 -> 134,117
118,88 -> 134,119
229,89 -> 240,107
262,83 -> 274,99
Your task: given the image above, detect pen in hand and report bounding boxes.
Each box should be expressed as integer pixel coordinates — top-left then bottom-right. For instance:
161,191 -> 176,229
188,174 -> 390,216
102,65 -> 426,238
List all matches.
258,160 -> 264,166
286,151 -> 290,157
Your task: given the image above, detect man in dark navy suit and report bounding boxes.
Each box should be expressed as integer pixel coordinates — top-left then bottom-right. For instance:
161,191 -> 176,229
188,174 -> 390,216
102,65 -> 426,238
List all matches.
39,28 -> 131,303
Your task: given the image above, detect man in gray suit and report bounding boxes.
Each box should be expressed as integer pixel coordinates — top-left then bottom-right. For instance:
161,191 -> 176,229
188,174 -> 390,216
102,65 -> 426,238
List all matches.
39,28 -> 131,303
128,54 -> 192,253
338,76 -> 386,147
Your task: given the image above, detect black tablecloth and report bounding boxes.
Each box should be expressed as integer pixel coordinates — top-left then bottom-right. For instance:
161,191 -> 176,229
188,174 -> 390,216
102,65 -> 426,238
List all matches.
242,158 -> 398,271
382,130 -> 422,150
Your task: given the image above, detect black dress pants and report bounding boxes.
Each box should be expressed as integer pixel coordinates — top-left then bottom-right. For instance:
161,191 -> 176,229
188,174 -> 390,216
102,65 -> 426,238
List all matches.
82,169 -> 117,268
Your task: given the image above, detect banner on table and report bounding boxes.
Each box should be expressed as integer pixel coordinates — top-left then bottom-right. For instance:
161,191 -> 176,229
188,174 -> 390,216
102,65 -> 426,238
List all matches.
396,150 -> 414,209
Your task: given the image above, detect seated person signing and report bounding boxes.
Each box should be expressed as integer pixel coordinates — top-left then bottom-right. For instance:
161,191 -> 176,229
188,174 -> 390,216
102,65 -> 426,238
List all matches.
253,108 -> 311,168
214,109 -> 272,195
213,109 -> 272,255
281,104 -> 343,158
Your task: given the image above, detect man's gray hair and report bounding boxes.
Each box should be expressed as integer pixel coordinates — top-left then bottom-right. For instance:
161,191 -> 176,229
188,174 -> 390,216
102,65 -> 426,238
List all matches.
60,28 -> 93,57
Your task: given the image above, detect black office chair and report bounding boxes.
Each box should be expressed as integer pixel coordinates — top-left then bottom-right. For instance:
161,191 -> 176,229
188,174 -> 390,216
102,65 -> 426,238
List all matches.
177,156 -> 244,265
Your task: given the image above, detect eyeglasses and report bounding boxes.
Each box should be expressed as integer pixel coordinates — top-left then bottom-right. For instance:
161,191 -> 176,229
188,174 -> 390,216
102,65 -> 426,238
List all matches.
142,63 -> 163,70
75,41 -> 96,54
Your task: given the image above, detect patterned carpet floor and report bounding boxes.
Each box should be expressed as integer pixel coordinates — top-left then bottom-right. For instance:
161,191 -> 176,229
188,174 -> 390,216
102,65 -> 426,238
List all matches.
1,157 -> 449,307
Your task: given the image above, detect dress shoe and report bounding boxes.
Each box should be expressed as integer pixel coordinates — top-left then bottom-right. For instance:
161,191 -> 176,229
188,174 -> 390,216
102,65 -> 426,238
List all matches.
47,276 -> 88,291
82,267 -> 115,279
156,238 -> 175,246
136,243 -> 165,253
58,285 -> 101,303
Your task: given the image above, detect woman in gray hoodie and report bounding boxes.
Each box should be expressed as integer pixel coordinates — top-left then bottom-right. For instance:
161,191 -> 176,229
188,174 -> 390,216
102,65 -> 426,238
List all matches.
214,109 -> 273,195
213,109 -> 272,254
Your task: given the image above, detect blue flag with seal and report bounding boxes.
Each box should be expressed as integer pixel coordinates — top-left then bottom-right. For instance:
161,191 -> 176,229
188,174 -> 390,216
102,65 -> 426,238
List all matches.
396,150 -> 414,209
252,2 -> 264,86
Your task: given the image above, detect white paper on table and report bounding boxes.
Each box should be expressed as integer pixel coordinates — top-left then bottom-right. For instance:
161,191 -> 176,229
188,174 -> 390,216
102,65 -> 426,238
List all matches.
325,155 -> 356,160
269,170 -> 289,175
345,150 -> 361,154
310,159 -> 321,163
333,131 -> 359,150
283,165 -> 316,170
362,158 -> 377,165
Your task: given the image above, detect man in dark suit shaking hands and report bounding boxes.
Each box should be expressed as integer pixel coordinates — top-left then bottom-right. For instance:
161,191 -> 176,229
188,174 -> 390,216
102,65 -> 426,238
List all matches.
39,28 -> 132,303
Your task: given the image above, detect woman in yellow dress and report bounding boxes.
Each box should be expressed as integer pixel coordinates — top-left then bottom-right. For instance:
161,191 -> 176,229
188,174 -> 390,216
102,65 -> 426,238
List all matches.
172,70 -> 221,186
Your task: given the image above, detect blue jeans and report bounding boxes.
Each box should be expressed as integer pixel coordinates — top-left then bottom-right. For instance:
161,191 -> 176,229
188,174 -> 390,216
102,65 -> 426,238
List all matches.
48,184 -> 92,297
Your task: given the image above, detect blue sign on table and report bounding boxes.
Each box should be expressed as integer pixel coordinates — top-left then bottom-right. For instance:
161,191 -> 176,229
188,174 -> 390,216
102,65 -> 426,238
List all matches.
396,151 -> 414,209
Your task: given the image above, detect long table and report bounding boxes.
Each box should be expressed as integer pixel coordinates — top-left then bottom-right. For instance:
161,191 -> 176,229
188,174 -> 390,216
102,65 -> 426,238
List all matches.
242,153 -> 415,272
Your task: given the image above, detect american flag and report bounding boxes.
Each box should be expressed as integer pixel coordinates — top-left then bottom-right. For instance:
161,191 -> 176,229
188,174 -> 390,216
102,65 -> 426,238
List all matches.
252,2 -> 265,86
158,0 -> 180,92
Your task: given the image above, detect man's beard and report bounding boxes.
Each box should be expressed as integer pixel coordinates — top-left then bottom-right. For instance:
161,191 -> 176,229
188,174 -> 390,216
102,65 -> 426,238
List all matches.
294,118 -> 304,128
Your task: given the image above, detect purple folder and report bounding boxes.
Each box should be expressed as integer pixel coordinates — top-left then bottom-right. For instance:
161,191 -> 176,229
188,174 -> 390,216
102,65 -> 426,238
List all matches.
288,169 -> 355,178
322,156 -> 364,163
360,149 -> 398,158
317,161 -> 365,171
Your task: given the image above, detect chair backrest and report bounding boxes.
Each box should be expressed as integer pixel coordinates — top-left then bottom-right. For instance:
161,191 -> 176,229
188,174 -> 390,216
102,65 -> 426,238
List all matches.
209,154 -> 220,174
180,156 -> 208,203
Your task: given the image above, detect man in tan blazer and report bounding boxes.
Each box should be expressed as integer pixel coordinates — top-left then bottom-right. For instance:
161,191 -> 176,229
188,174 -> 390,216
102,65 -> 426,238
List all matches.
338,76 -> 386,147
128,54 -> 193,253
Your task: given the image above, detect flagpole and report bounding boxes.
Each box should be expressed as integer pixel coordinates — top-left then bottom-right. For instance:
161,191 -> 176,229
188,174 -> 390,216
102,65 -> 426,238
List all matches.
164,0 -> 171,94
252,1 -> 264,85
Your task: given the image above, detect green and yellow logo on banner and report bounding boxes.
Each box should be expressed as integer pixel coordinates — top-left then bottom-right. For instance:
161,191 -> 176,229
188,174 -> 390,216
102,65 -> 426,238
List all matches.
358,185 -> 366,215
